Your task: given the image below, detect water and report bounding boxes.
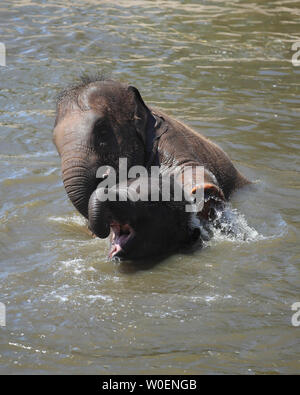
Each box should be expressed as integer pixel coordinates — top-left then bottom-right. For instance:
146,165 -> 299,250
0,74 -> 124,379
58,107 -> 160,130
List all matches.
0,0 -> 299,374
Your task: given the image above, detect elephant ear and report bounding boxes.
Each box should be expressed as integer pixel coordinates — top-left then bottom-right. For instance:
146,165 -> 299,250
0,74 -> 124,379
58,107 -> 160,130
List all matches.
128,86 -> 155,145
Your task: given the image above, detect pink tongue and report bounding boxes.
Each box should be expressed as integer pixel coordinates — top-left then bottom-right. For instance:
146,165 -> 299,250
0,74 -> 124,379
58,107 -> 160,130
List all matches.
109,234 -> 129,258
117,234 -> 130,246
109,243 -> 122,258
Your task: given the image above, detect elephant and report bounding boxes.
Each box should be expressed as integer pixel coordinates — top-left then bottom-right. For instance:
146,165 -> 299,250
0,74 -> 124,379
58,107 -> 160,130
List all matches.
53,75 -> 250,260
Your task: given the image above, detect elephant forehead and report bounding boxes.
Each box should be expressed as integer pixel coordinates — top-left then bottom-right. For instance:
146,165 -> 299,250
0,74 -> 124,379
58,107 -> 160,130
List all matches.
78,85 -> 111,111
57,110 -> 99,130
53,110 -> 100,148
78,83 -> 134,117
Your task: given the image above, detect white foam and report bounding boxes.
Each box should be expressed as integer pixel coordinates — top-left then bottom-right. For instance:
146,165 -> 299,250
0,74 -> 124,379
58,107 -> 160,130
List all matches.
49,214 -> 87,227
86,294 -> 113,302
190,294 -> 233,303
210,206 -> 264,243
55,258 -> 97,276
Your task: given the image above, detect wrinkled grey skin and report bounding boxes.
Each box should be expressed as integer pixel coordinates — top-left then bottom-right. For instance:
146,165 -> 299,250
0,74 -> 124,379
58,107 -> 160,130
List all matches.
53,76 -> 249,260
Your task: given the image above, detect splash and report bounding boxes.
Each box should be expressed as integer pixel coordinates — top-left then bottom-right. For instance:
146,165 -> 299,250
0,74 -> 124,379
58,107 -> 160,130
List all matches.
202,204 -> 265,244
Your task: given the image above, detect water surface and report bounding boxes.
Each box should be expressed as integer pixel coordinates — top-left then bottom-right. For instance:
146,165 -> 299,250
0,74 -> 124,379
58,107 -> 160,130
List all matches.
0,0 -> 299,374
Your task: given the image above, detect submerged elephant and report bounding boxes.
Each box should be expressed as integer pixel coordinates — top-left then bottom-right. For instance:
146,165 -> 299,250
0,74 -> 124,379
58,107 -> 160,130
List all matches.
53,76 -> 250,260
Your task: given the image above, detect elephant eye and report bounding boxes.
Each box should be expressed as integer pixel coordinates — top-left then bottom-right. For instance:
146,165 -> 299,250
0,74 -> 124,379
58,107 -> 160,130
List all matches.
93,119 -> 110,137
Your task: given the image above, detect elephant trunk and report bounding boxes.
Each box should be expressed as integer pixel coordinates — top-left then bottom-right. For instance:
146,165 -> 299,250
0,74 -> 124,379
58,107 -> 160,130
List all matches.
61,150 -> 99,219
88,188 -> 111,239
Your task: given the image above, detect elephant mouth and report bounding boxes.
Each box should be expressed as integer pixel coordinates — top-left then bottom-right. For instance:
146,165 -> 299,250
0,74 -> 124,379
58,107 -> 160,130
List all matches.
108,221 -> 136,259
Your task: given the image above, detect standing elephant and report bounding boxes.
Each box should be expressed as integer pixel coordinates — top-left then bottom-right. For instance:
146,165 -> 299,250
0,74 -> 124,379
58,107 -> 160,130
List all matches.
53,76 -> 249,260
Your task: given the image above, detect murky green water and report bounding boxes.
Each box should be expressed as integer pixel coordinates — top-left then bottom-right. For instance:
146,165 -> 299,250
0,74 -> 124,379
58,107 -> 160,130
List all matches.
0,0 -> 300,374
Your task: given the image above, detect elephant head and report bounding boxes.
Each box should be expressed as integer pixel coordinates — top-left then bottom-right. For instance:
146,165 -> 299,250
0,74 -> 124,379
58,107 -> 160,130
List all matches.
53,76 -> 155,219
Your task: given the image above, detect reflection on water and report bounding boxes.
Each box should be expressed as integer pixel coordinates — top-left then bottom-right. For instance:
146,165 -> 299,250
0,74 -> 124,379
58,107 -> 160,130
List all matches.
0,0 -> 300,374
